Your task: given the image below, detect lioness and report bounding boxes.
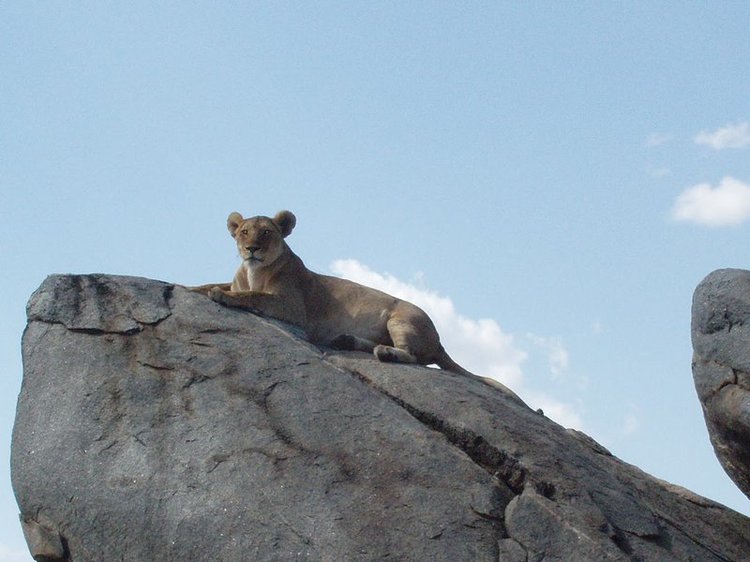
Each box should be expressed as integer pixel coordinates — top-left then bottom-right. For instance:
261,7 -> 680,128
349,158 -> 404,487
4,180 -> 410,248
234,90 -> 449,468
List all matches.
194,210 -> 503,383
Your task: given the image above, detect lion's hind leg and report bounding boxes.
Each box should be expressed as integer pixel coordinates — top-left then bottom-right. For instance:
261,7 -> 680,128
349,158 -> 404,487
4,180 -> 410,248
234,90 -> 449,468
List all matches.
377,306 -> 442,366
330,334 -> 417,364
374,314 -> 421,365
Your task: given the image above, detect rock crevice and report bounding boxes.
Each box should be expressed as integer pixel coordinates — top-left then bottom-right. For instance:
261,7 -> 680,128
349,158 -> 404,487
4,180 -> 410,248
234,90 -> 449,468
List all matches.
342,364 -> 528,495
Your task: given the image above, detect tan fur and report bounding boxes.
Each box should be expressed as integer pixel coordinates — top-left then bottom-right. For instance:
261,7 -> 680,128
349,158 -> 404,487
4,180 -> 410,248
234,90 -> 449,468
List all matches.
191,211 -> 524,401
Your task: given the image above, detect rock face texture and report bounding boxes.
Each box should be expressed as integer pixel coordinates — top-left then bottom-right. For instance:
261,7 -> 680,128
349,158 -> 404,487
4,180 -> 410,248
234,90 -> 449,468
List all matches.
692,268 -> 750,502
13,274 -> 750,562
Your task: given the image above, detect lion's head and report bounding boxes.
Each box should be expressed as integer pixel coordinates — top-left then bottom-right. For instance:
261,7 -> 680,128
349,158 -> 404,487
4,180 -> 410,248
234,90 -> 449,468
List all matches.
227,210 -> 296,268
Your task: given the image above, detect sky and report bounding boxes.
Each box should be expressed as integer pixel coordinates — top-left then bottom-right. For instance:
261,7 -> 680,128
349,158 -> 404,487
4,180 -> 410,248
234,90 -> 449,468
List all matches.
2,2 -> 750,559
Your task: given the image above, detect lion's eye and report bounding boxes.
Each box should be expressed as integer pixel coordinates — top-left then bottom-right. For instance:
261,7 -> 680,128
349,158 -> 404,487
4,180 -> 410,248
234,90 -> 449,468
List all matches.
241,229 -> 248,236
261,229 -> 271,238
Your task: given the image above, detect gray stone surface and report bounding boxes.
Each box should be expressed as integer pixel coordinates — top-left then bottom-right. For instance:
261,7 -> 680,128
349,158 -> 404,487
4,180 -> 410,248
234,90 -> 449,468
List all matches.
692,268 -> 750,502
12,274 -> 750,561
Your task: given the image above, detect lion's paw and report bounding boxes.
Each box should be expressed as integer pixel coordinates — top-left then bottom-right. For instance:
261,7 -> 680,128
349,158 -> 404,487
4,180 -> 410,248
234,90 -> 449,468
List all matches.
375,345 -> 417,364
209,287 -> 227,303
331,334 -> 357,350
374,345 -> 399,363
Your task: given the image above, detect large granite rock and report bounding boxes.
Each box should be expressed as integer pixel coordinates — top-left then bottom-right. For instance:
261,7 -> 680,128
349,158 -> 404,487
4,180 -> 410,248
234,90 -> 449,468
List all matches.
692,268 -> 750,502
13,274 -> 750,561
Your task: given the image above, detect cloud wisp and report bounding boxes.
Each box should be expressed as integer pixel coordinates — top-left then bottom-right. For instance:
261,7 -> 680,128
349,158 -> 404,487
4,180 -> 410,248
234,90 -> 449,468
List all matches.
694,121 -> 750,150
526,334 -> 570,378
329,259 -> 583,429
671,176 -> 750,227
644,132 -> 673,148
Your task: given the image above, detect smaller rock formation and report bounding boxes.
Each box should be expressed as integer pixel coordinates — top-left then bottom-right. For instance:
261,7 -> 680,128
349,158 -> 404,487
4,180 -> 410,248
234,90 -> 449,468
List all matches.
692,268 -> 750,500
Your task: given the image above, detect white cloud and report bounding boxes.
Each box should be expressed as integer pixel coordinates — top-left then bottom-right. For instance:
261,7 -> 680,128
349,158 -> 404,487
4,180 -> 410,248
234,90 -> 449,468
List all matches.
622,413 -> 639,436
644,132 -> 673,147
621,404 -> 641,437
694,121 -> 750,150
671,176 -> 750,227
526,334 -> 569,377
330,259 -> 584,429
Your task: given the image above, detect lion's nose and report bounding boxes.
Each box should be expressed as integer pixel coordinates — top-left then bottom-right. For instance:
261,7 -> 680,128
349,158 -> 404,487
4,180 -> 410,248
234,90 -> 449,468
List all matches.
246,246 -> 260,254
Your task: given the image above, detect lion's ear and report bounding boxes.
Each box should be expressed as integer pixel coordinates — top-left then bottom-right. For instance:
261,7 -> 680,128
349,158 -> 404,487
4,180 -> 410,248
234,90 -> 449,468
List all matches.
273,211 -> 296,238
227,212 -> 244,238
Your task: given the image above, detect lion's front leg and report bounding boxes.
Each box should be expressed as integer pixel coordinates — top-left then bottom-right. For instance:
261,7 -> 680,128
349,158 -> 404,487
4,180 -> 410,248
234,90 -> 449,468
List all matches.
208,287 -> 255,308
188,283 -> 232,296
209,288 -> 304,327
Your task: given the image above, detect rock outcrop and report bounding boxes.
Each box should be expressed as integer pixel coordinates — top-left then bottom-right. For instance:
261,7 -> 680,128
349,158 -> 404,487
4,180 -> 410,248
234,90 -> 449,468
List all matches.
13,274 -> 750,561
692,268 -> 750,502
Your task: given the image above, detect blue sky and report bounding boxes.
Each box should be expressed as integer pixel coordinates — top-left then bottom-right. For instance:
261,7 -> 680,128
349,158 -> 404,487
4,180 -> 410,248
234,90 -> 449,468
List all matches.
3,3 -> 750,559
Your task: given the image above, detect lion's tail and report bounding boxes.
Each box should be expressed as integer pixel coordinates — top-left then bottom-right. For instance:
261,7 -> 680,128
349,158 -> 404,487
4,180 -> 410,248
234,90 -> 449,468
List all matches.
435,347 -> 474,377
436,346 -> 526,405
